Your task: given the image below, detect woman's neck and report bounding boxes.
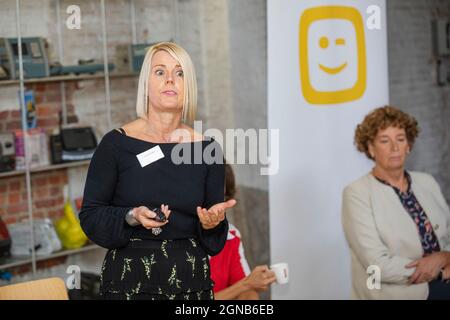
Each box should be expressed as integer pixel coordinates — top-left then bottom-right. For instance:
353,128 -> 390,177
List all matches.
140,111 -> 185,143
372,166 -> 407,192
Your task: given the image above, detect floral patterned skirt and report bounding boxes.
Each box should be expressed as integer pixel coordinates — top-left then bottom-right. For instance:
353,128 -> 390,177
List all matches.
99,238 -> 214,300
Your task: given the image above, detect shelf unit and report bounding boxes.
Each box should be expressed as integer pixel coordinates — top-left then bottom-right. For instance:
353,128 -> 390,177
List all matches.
0,244 -> 99,270
0,72 -> 138,87
0,0 -> 144,278
0,160 -> 90,179
0,0 -> 179,281
0,159 -> 93,271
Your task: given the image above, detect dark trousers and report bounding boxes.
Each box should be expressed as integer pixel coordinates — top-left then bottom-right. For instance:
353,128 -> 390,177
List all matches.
428,280 -> 450,300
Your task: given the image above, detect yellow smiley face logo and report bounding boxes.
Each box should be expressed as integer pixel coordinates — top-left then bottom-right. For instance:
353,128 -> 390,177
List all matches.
299,6 -> 367,105
318,36 -> 348,74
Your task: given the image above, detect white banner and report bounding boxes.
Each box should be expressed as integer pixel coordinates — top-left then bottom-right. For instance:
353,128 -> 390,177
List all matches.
268,0 -> 389,299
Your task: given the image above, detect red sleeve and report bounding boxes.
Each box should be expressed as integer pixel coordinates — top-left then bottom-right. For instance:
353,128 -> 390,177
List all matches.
227,236 -> 248,286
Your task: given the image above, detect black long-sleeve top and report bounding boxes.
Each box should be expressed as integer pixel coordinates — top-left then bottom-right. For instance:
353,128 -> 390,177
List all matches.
79,129 -> 228,256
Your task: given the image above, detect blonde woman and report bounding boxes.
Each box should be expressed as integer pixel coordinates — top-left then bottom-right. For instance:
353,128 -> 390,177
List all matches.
80,42 -> 236,300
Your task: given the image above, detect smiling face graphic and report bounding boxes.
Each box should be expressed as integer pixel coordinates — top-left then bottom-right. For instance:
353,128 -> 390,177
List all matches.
318,36 -> 348,75
308,19 -> 357,92
299,6 -> 367,105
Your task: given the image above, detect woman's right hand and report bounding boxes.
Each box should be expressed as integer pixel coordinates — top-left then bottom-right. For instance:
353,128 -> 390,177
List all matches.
132,204 -> 171,229
243,265 -> 277,292
406,252 -> 448,284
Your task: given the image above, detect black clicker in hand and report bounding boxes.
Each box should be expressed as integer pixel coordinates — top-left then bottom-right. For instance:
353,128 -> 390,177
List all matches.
151,207 -> 167,222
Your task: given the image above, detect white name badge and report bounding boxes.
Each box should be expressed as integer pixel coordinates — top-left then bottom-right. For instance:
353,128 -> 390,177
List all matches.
136,145 -> 165,167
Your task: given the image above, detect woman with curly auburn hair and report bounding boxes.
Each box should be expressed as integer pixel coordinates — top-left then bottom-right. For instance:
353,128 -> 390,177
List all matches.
342,105 -> 450,300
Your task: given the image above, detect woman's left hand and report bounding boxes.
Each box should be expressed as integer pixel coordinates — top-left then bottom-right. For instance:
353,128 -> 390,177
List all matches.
442,264 -> 450,280
197,199 -> 237,230
406,252 -> 448,284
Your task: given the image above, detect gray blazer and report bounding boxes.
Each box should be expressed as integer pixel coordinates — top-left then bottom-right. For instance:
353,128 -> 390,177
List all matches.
342,171 -> 450,299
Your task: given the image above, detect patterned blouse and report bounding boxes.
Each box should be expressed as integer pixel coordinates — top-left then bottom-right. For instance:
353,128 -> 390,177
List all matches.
375,171 -> 441,256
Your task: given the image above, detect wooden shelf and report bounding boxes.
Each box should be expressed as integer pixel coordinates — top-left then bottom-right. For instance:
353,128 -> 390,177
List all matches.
0,160 -> 90,179
0,244 -> 101,270
0,72 -> 138,87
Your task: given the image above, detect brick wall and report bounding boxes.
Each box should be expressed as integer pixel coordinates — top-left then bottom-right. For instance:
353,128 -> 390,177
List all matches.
0,82 -> 79,132
0,171 -> 66,224
387,0 -> 450,202
0,81 -> 82,225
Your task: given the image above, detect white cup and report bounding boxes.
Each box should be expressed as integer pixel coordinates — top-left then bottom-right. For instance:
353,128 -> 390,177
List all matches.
270,262 -> 289,284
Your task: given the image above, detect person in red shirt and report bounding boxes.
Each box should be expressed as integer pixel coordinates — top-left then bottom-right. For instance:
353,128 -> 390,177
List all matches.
209,164 -> 276,299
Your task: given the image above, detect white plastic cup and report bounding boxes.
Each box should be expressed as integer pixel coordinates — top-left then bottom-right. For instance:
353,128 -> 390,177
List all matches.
270,262 -> 289,284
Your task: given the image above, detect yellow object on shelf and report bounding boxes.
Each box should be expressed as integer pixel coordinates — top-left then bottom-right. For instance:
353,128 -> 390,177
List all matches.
55,200 -> 88,249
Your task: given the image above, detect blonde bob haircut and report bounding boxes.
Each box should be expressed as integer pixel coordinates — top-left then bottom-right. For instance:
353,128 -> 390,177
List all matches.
135,42 -> 197,124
